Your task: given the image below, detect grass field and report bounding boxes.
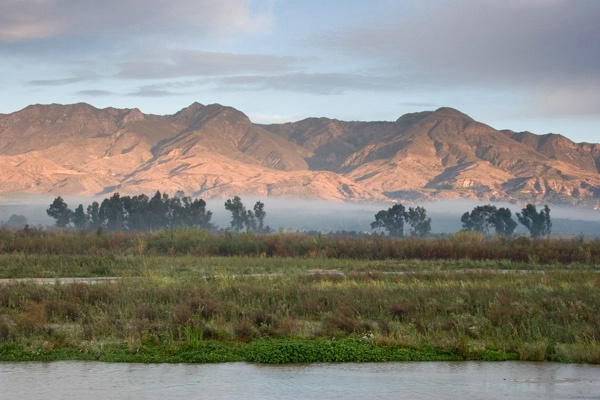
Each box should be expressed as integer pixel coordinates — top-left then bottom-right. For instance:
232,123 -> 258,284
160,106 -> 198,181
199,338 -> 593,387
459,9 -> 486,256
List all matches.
0,228 -> 598,363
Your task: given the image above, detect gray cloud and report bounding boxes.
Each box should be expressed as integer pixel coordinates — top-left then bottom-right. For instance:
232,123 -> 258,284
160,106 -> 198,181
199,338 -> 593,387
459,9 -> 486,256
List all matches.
320,0 -> 600,87
29,77 -> 87,86
522,83 -> 600,117
29,71 -> 98,86
218,72 -> 408,94
128,87 -> 180,97
0,0 -> 272,44
118,51 -> 297,79
3,0 -> 599,134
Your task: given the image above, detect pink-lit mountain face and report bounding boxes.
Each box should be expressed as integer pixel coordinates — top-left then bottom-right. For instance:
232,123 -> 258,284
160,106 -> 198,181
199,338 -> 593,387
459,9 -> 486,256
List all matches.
1,103 -> 598,207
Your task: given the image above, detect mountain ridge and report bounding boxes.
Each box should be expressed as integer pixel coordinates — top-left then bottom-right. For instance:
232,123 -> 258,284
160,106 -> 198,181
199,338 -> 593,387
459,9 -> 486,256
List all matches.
0,102 -> 598,208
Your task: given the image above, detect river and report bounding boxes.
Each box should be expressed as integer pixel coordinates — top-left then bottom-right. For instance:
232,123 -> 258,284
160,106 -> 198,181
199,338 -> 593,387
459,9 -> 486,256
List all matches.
1,361 -> 598,399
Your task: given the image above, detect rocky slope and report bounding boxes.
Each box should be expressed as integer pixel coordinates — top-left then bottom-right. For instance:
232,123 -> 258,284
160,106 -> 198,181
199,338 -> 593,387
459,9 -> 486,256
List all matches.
0,102 -> 598,207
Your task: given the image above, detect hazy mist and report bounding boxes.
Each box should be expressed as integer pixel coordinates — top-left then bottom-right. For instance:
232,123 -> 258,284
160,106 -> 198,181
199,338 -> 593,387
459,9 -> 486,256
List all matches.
1,195 -> 600,237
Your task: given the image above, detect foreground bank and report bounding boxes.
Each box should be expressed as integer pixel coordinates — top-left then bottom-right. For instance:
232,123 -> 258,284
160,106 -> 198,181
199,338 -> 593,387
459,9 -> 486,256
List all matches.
0,230 -> 599,364
0,264 -> 598,363
1,337 -> 519,364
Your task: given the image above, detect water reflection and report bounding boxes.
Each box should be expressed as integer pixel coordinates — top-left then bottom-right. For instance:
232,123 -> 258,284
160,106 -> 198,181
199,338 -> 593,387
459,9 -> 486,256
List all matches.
1,361 -> 598,400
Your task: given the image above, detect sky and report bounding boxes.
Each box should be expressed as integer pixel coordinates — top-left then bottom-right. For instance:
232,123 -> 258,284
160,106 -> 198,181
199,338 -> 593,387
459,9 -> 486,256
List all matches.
1,0 -> 599,143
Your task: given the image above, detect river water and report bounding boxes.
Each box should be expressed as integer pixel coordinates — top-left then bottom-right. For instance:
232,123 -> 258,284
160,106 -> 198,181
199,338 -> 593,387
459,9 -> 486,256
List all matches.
1,361 -> 598,399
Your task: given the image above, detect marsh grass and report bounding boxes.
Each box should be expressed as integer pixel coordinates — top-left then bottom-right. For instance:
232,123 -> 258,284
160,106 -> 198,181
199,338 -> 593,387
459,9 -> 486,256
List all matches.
1,228 -> 600,265
0,228 -> 599,363
0,267 -> 598,363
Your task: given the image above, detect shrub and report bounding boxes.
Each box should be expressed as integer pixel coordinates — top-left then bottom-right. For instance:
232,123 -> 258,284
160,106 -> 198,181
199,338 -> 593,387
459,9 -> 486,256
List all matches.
0,316 -> 13,342
44,300 -> 81,322
17,301 -> 47,334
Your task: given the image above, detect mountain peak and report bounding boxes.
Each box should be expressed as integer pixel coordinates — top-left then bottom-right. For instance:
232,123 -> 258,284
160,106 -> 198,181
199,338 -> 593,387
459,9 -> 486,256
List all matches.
432,107 -> 473,120
395,107 -> 472,126
18,102 -> 97,118
171,103 -> 251,126
173,102 -> 205,115
202,103 -> 251,123
171,102 -> 207,124
119,108 -> 145,125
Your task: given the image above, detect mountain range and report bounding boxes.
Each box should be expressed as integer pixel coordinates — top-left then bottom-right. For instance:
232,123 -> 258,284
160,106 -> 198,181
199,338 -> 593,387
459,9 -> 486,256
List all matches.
0,102 -> 599,208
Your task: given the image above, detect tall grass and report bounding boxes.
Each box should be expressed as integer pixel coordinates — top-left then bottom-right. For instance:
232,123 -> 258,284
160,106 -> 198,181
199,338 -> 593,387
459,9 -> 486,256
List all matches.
1,227 -> 599,264
0,227 -> 599,363
0,268 -> 598,362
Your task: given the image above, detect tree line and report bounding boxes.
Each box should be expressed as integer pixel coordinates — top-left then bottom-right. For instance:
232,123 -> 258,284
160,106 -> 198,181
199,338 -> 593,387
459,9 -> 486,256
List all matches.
45,192 -> 552,238
45,192 -> 270,233
46,191 -> 214,232
370,202 -> 551,239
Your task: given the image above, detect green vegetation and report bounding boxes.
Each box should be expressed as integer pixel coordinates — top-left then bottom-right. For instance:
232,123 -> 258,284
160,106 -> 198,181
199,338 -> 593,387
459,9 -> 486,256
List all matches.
0,214 -> 28,229
46,196 -> 74,228
0,228 -> 599,364
46,193 -> 554,243
224,196 -> 270,233
1,228 -> 598,264
371,204 -> 432,237
46,192 -> 214,231
517,204 -> 552,239
461,204 -> 518,237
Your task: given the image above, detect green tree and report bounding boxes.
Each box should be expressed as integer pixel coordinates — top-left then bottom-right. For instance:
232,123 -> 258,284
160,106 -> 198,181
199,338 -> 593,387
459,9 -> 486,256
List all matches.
123,194 -> 150,231
46,196 -> 73,228
99,193 -> 126,231
168,195 -> 185,228
225,196 -> 248,232
461,205 -> 497,235
184,196 -> 214,229
489,207 -> 518,237
406,206 -> 432,237
3,214 -> 28,228
371,203 -> 406,237
253,201 -> 270,233
86,201 -> 101,230
517,204 -> 552,239
72,204 -> 88,230
245,208 -> 258,232
461,204 -> 517,237
147,191 -> 168,230
224,197 -> 267,232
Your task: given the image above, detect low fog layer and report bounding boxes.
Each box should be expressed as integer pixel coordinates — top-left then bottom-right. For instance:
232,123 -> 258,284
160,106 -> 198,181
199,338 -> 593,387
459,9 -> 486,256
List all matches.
1,195 -> 599,237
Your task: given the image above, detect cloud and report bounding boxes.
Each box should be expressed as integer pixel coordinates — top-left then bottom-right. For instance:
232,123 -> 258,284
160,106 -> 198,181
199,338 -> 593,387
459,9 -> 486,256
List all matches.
523,82 -> 600,117
124,71 -> 395,97
320,0 -> 600,87
218,72 -> 408,94
0,0 -> 63,43
128,87 -> 180,97
117,50 -> 297,79
28,71 -> 98,86
0,0 -> 273,44
29,77 -> 87,86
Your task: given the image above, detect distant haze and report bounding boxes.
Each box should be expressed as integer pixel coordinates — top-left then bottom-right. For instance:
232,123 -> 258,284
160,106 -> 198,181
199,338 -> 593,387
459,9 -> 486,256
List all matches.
3,196 -> 599,237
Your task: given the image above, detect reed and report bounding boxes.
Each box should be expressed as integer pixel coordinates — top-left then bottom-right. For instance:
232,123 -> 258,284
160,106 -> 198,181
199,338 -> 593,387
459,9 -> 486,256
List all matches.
0,266 -> 597,363
0,228 -> 598,363
1,227 -> 599,264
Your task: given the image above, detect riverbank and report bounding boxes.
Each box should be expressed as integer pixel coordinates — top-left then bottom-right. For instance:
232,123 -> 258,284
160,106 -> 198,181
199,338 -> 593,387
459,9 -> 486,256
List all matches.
1,264 -> 598,363
0,337 -> 519,363
0,229 -> 599,364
